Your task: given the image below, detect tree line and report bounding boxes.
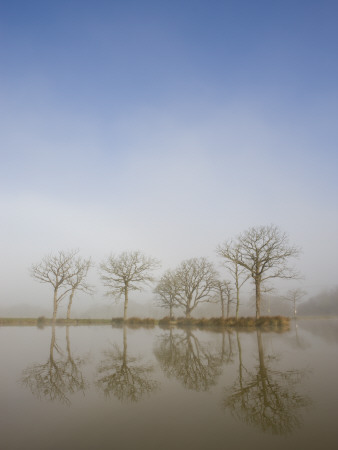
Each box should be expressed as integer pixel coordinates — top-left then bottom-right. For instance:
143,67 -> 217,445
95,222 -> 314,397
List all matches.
30,224 -> 301,321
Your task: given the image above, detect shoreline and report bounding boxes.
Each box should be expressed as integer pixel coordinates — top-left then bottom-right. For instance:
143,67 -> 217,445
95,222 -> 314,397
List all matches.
0,315 -> 292,330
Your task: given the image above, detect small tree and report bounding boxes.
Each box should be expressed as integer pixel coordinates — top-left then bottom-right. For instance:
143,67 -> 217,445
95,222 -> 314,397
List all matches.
217,225 -> 301,319
214,280 -> 234,319
31,250 -> 79,321
67,257 -> 93,320
285,288 -> 307,319
173,257 -> 218,318
216,245 -> 250,319
154,270 -> 180,320
100,251 -> 160,321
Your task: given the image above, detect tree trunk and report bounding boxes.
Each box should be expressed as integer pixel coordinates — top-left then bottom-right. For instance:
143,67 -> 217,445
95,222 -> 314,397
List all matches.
220,290 -> 224,319
67,289 -> 75,321
227,297 -> 230,319
53,289 -> 58,322
236,286 -> 240,319
255,278 -> 261,319
169,304 -> 173,320
124,287 -> 129,321
186,297 -> 192,318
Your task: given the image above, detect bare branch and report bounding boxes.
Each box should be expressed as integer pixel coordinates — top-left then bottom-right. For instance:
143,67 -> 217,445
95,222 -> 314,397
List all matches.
217,225 -> 301,319
100,251 -> 161,320
169,257 -> 219,318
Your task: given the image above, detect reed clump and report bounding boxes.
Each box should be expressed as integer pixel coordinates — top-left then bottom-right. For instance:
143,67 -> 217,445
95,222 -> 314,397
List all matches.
125,317 -> 156,327
111,317 -> 124,325
256,315 -> 290,329
173,316 -> 290,330
158,316 -> 173,325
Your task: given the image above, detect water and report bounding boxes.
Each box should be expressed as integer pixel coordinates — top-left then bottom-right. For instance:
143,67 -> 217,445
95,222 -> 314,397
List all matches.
1,319 -> 338,450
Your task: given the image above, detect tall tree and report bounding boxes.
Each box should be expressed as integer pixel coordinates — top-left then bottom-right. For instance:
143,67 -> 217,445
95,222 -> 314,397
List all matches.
31,250 -> 79,321
217,225 -> 301,319
173,257 -> 218,318
154,270 -> 180,320
216,245 -> 250,319
67,256 -> 93,320
100,251 -> 160,321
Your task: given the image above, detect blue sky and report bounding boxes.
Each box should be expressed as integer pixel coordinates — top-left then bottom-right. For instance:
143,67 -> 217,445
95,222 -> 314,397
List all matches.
1,0 -> 337,309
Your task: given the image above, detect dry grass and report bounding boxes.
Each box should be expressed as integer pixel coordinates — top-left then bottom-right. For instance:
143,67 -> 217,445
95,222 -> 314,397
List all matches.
126,317 -> 156,327
0,317 -> 37,326
173,316 -> 290,330
0,317 -> 113,327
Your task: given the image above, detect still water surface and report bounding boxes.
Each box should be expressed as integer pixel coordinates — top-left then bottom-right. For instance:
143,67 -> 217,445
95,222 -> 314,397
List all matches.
1,320 -> 338,450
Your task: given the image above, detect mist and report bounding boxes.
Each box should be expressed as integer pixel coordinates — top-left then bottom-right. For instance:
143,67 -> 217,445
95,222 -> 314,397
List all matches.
298,287 -> 338,316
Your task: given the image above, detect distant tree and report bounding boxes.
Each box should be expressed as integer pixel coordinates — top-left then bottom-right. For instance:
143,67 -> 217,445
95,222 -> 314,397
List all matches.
285,288 -> 307,319
31,250 -> 79,321
100,251 -> 160,321
216,245 -> 250,319
297,287 -> 338,316
173,257 -> 219,318
67,257 -> 93,320
217,225 -> 301,319
214,280 -> 234,319
154,270 -> 180,320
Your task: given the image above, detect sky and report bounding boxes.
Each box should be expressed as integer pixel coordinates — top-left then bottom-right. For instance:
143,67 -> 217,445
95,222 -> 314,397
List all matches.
1,0 -> 337,314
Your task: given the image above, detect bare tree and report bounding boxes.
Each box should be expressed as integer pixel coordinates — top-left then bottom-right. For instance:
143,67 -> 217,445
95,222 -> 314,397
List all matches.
217,225 -> 301,319
67,257 -> 93,320
100,251 -> 160,321
216,245 -> 250,319
31,250 -> 79,321
173,257 -> 218,318
285,288 -> 307,319
154,270 -> 180,320
214,280 -> 234,319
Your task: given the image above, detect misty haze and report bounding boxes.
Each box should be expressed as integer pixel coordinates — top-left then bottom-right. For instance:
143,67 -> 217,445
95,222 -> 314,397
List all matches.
1,1 -> 338,450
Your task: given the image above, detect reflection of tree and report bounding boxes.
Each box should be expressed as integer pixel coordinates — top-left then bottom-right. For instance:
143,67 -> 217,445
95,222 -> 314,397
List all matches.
63,326 -> 87,394
154,329 -> 223,391
224,330 -> 310,435
21,326 -> 87,405
96,326 -> 157,402
220,330 -> 235,365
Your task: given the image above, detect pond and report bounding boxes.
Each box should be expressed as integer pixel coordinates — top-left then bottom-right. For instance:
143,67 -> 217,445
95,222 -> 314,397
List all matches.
1,319 -> 338,450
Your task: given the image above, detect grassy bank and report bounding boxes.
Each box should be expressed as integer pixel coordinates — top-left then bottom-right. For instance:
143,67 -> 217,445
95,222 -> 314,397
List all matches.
0,317 -> 112,326
0,315 -> 290,330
